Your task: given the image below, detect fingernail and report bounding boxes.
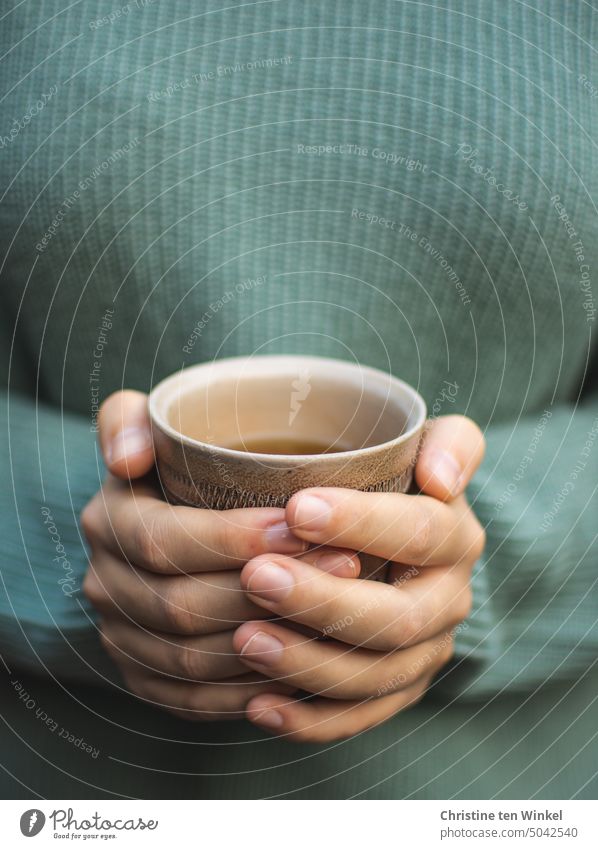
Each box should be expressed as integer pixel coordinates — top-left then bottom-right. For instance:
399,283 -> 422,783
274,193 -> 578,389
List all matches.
293,494 -> 332,531
246,561 -> 295,601
431,450 -> 462,496
253,709 -> 284,729
109,426 -> 152,465
264,521 -> 308,554
314,551 -> 356,574
240,631 -> 284,665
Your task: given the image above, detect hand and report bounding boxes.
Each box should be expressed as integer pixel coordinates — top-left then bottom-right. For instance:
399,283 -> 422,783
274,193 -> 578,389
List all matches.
233,415 -> 486,742
82,390 -> 357,721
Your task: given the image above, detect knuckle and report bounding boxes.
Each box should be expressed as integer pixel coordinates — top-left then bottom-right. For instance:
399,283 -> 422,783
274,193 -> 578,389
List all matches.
161,580 -> 196,634
292,726 -> 331,744
99,389 -> 123,416
453,415 -> 486,454
467,416 -> 486,456
168,707 -> 203,723
99,627 -> 119,661
212,515 -> 246,561
442,635 -> 456,663
406,681 -> 430,709
173,642 -> 203,680
136,509 -> 170,572
81,570 -> 94,601
98,390 -> 140,428
82,570 -> 104,607
453,586 -> 474,624
80,499 -> 101,541
461,414 -> 483,438
319,592 -> 351,637
184,688 -> 212,718
432,633 -> 455,667
397,603 -> 426,647
119,669 -> 140,697
469,524 -> 487,561
403,505 -> 433,561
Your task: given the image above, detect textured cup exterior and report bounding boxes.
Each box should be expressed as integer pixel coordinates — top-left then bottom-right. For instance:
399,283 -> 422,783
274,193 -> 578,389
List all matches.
152,423 -> 423,509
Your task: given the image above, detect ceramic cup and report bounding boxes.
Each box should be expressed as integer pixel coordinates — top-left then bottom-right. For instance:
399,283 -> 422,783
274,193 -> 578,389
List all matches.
149,355 -> 427,578
149,354 -> 426,506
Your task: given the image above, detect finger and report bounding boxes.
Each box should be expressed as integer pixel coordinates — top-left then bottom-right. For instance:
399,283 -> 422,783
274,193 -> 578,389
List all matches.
119,669 -> 294,722
98,390 -> 154,480
100,619 -> 246,681
245,679 -> 430,743
240,554 -> 473,651
233,620 -> 453,699
84,555 -> 268,635
298,547 -> 360,578
285,487 -> 484,565
82,476 -> 307,574
415,415 -> 485,501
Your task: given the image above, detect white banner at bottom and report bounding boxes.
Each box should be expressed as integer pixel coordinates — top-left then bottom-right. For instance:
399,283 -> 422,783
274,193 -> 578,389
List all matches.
0,800 -> 595,848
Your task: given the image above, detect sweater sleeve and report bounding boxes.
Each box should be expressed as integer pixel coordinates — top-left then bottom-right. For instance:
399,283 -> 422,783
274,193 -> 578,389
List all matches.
0,391 -> 116,684
449,371 -> 598,698
3,384 -> 597,696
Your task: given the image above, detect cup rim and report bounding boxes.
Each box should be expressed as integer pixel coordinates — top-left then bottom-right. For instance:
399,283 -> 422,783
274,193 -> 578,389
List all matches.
149,354 -> 427,462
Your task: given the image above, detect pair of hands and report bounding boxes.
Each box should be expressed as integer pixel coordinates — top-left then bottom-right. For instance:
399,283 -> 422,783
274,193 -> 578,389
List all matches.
82,391 -> 485,743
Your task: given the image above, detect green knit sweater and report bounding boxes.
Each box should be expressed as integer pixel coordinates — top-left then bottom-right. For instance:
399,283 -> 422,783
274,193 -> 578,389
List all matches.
1,0 -> 597,798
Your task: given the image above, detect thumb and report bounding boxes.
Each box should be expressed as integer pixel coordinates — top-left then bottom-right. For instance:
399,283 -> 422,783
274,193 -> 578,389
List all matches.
415,415 -> 485,501
98,390 -> 154,480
